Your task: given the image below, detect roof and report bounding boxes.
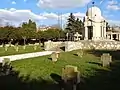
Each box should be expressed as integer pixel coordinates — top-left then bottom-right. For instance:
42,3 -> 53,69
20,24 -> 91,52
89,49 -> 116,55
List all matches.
86,6 -> 101,17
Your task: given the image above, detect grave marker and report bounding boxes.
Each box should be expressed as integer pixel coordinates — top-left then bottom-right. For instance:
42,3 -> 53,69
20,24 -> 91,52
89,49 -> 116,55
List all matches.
5,46 -> 8,51
62,65 -> 80,90
51,52 -> 59,62
76,50 -> 84,57
16,46 -> 19,52
34,45 -> 37,50
23,45 -> 26,50
101,53 -> 112,67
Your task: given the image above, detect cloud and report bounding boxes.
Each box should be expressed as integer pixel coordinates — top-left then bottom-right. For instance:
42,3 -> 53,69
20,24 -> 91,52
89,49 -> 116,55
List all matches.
108,19 -> 120,25
40,12 -> 85,21
0,8 -> 85,26
107,0 -> 120,10
0,8 -> 46,26
9,8 -> 16,11
107,5 -> 120,10
11,1 -> 16,4
100,0 -> 104,5
108,0 -> 118,5
24,0 -> 27,2
0,8 -> 119,27
37,0 -> 92,9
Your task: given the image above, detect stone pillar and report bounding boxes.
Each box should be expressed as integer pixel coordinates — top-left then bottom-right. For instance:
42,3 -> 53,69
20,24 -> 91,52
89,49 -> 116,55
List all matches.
116,34 -> 118,40
117,34 -> 119,40
119,34 -> 120,41
102,26 -> 104,38
84,26 -> 88,40
104,27 -> 106,39
111,34 -> 113,40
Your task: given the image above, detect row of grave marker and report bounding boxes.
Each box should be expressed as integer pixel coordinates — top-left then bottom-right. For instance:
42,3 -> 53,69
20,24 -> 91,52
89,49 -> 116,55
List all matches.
4,45 -> 38,52
1,58 -> 80,90
1,50 -> 113,90
51,50 -> 112,67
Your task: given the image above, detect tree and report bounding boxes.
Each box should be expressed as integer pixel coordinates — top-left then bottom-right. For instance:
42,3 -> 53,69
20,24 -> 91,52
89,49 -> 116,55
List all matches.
74,18 -> 84,34
65,13 -> 84,40
65,13 -> 76,33
106,22 -> 110,31
21,19 -> 37,45
22,19 -> 37,31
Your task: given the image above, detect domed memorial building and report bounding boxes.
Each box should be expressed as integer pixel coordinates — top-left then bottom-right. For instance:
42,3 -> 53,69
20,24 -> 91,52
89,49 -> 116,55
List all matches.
83,5 -> 107,40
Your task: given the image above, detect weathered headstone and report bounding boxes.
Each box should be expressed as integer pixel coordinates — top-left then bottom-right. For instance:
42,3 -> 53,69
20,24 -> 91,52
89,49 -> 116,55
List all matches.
51,52 -> 59,62
16,46 -> 19,52
23,45 -> 26,50
62,65 -> 80,90
101,53 -> 112,67
5,46 -> 8,51
14,43 -> 19,51
34,45 -> 37,50
76,50 -> 83,57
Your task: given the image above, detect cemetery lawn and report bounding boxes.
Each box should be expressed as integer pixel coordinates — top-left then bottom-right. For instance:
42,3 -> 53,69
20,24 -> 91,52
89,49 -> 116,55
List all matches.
0,45 -> 43,56
8,50 -> 120,90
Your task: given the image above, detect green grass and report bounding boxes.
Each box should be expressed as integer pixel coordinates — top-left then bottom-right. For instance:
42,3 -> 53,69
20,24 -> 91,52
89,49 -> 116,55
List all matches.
1,50 -> 120,90
0,45 -> 43,56
12,50 -> 101,80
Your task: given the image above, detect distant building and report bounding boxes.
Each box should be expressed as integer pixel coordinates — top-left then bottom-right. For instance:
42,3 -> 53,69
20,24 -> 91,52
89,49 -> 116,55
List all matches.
83,5 -> 120,41
37,26 -> 58,32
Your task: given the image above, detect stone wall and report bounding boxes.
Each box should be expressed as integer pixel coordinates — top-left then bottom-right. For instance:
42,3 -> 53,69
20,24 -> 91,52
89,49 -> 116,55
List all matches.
44,40 -> 120,51
44,41 -> 64,50
65,40 -> 120,51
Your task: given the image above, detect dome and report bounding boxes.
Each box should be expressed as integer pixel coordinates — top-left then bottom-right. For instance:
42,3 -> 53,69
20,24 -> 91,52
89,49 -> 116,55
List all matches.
86,6 -> 101,17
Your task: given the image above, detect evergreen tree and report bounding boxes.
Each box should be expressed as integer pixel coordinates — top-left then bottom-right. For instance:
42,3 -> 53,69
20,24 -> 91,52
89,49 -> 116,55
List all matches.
22,19 -> 37,31
106,22 -> 110,31
66,13 -> 84,34
74,18 -> 84,34
65,13 -> 76,33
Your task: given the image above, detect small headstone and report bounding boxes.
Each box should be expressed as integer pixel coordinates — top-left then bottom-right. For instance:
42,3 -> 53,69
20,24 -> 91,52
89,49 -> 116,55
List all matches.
23,45 -> 26,50
51,52 -> 58,62
101,53 -> 112,67
76,50 -> 83,57
56,51 -> 60,58
16,46 -> 19,52
62,65 -> 80,90
5,46 -> 8,51
34,45 -> 37,50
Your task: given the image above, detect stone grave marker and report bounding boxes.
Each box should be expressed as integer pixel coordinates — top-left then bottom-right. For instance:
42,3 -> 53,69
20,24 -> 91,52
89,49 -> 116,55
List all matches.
101,53 -> 112,67
23,45 -> 26,50
5,46 -> 8,51
16,46 -> 19,52
62,65 -> 80,90
76,50 -> 84,57
14,43 -> 19,51
51,52 -> 59,62
34,45 -> 37,50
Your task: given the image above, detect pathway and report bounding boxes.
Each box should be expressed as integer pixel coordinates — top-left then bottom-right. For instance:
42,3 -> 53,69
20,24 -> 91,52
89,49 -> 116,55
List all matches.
0,51 -> 56,63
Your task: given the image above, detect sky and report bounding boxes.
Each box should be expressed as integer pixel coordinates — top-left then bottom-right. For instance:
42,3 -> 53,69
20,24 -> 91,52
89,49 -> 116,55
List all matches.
0,0 -> 120,27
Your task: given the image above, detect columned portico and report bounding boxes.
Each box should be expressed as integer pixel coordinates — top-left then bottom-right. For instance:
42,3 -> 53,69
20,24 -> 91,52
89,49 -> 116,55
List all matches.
106,31 -> 120,41
84,27 -> 88,40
